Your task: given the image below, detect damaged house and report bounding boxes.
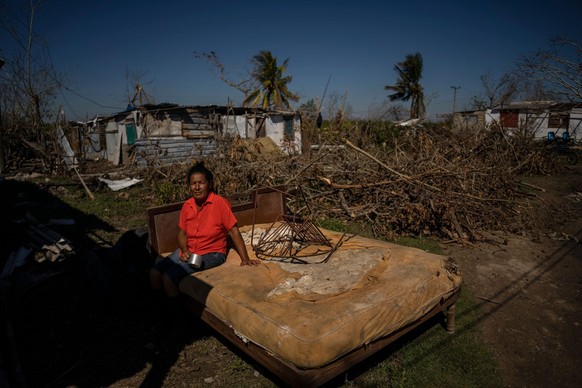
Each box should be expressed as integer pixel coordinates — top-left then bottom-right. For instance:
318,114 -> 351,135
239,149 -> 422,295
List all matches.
451,109 -> 487,133
452,101 -> 582,142
485,101 -> 582,141
73,104 -> 302,167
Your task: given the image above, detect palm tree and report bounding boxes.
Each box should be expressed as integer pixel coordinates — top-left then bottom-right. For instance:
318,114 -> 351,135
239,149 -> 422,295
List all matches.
243,50 -> 299,110
384,52 -> 425,119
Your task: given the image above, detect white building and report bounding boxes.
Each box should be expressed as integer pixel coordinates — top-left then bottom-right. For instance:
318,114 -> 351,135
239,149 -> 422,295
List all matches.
485,101 -> 582,141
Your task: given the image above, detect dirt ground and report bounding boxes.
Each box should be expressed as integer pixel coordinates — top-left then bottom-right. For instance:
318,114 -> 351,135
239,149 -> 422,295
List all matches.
443,164 -> 582,388
2,164 -> 581,387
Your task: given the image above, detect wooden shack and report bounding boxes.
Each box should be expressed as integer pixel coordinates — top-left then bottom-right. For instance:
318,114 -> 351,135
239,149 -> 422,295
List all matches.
75,104 -> 302,167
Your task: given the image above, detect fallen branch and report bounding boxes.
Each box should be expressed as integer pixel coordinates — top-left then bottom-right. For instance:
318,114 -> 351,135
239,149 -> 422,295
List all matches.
74,167 -> 95,200
343,138 -> 411,180
343,138 -> 443,193
517,181 -> 546,192
317,176 -> 397,190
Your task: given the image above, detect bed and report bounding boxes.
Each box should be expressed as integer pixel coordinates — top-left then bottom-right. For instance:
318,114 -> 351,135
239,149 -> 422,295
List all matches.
147,186 -> 462,387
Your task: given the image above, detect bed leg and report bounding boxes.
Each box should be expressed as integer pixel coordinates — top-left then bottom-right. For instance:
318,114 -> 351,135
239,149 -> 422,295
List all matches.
446,303 -> 456,334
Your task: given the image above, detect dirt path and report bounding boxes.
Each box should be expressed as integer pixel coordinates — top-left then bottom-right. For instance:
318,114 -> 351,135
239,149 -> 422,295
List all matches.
443,165 -> 582,388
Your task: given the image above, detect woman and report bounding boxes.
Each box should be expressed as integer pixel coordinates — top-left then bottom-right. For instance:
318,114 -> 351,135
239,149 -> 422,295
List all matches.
149,162 -> 260,299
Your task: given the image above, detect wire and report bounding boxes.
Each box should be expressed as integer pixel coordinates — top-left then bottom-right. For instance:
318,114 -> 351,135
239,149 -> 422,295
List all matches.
45,47 -> 122,112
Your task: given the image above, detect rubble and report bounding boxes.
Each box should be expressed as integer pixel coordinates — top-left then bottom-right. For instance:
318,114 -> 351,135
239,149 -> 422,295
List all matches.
1,215 -> 75,279
140,124 -> 556,244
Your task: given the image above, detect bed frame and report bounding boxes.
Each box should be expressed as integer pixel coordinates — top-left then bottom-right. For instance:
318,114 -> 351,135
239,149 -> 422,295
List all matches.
146,186 -> 460,387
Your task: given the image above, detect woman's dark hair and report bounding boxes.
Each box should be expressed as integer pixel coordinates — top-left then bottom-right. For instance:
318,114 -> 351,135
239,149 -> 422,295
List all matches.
186,162 -> 214,191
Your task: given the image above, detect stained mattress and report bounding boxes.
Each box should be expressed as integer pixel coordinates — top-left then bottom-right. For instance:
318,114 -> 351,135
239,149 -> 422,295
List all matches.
179,224 -> 462,369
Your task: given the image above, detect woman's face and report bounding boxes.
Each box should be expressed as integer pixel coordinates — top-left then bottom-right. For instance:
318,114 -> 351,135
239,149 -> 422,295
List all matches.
189,172 -> 211,203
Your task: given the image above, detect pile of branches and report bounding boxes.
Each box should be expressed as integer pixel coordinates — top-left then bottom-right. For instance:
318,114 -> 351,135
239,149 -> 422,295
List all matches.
141,124 -> 557,244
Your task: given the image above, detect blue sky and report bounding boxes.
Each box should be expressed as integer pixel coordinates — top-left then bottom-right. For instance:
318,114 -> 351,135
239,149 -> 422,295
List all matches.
1,0 -> 581,121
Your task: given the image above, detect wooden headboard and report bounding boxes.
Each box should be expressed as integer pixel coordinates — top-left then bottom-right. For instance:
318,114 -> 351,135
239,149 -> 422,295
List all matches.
147,185 -> 286,256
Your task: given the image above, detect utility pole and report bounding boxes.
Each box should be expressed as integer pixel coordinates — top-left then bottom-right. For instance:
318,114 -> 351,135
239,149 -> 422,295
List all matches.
451,86 -> 461,130
0,57 -> 5,173
451,86 -> 461,115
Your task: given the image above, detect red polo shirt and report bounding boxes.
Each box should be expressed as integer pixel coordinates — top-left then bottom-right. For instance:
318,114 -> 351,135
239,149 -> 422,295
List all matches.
178,192 -> 238,255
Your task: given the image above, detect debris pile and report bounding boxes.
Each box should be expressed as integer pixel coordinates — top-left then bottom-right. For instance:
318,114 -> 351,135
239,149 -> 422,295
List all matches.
1,213 -> 75,279
27,223 -> 74,263
140,125 -> 560,244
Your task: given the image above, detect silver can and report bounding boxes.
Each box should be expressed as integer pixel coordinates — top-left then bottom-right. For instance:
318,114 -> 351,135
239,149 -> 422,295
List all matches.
187,253 -> 203,269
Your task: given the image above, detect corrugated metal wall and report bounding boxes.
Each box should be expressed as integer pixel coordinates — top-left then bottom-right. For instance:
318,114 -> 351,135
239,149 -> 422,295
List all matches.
134,138 -> 215,168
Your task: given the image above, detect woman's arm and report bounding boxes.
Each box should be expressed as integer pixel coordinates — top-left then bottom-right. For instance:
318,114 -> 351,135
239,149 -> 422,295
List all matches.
227,225 -> 260,266
177,228 -> 189,262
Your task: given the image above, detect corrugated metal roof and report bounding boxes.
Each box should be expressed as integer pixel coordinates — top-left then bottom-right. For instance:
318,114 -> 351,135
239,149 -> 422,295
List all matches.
73,104 -> 299,125
138,104 -> 297,116
491,101 -> 582,111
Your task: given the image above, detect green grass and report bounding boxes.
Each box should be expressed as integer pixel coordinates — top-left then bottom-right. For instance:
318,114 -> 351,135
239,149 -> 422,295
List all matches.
347,288 -> 502,387
392,235 -> 444,255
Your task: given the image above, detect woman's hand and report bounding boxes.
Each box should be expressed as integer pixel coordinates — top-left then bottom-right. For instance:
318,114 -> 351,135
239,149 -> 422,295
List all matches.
179,250 -> 190,262
240,258 -> 261,266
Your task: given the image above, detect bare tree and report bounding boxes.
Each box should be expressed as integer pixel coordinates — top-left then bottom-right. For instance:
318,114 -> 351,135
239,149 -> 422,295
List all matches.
324,91 -> 352,123
471,71 -> 518,110
483,72 -> 517,107
193,51 -> 252,97
1,1 -> 61,123
0,0 -> 64,171
519,78 -> 556,102
516,37 -> 582,102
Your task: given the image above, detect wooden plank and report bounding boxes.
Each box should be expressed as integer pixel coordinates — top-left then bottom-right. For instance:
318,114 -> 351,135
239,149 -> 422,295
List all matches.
138,150 -> 212,158
135,138 -> 211,145
231,186 -> 286,226
182,123 -> 213,130
147,202 -> 183,255
135,140 -> 214,147
135,149 -> 213,156
139,155 -> 212,165
182,132 -> 214,139
186,117 -> 209,125
137,146 -> 210,153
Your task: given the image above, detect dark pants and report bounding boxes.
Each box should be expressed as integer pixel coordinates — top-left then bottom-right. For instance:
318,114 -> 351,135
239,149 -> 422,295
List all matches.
152,249 -> 226,284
